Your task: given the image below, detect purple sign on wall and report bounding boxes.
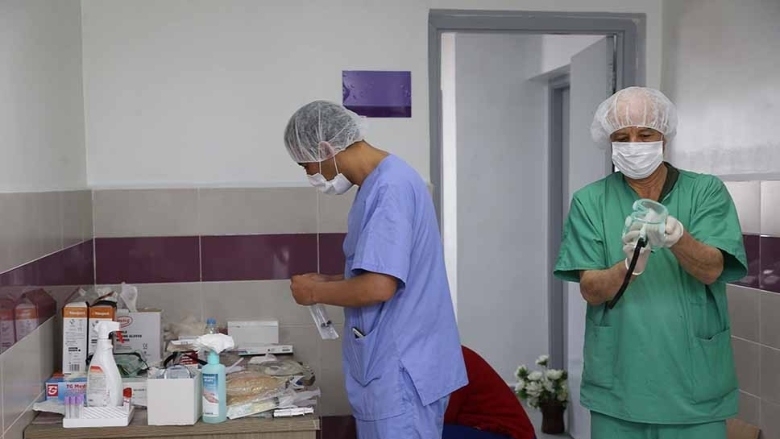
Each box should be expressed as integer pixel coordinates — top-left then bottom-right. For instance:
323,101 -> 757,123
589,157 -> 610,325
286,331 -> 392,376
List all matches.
342,70 -> 411,118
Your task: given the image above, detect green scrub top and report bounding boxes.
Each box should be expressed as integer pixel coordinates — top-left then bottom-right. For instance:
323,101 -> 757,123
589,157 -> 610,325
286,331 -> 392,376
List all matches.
554,164 -> 747,425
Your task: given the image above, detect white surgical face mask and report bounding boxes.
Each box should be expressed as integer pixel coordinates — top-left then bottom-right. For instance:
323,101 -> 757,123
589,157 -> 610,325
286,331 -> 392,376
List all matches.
307,156 -> 353,195
611,141 -> 664,180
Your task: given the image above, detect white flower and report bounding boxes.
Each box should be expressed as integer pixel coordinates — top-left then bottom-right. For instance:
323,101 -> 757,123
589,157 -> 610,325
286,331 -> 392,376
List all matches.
535,355 -> 549,367
515,365 -> 528,378
527,381 -> 543,397
514,380 -> 526,392
528,371 -> 543,382
542,378 -> 555,392
546,369 -> 563,380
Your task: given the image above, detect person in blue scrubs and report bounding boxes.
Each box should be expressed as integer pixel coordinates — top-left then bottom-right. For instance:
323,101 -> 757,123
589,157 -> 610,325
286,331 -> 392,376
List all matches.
282,100 -> 468,439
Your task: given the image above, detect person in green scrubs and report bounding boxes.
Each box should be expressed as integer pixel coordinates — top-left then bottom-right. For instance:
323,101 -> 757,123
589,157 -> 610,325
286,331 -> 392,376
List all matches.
554,87 -> 747,439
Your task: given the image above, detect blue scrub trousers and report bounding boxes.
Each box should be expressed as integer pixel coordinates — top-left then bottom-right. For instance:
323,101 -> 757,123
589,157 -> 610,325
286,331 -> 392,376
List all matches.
442,424 -> 520,439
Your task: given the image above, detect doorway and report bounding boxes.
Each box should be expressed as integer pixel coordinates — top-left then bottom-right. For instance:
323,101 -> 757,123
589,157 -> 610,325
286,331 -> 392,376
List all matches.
431,11 -> 643,439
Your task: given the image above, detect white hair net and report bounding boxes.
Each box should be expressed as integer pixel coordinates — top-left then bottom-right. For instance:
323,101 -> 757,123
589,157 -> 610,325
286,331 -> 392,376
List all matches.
591,87 -> 678,148
283,100 -> 366,163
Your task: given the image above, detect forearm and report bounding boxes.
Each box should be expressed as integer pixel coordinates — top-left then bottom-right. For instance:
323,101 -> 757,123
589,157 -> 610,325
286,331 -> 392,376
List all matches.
579,261 -> 630,306
311,274 -> 393,308
670,231 -> 723,285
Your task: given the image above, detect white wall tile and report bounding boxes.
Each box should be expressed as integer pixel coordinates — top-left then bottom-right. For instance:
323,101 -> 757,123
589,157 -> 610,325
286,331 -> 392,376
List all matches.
724,181 -> 761,234
761,181 -> 780,237
93,189 -> 199,237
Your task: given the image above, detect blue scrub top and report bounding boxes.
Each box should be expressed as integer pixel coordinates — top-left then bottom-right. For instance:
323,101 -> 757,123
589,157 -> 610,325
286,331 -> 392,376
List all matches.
341,155 -> 467,422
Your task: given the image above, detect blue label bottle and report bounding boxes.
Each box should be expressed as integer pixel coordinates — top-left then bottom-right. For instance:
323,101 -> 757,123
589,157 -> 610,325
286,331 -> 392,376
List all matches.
201,350 -> 226,423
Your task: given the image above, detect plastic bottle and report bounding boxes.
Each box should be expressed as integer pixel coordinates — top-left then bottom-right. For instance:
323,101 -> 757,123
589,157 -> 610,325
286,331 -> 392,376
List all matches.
205,318 -> 218,334
86,321 -> 123,407
201,350 -> 227,423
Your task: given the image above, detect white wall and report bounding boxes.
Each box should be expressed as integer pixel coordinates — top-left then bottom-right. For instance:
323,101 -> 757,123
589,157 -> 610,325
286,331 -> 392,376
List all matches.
661,0 -> 780,176
454,33 -> 548,381
81,0 -> 663,187
538,34 -> 607,76
441,33 -> 459,316
0,0 -> 86,192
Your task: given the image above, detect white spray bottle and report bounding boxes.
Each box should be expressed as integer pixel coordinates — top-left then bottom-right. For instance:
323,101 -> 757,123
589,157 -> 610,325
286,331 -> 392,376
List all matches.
86,321 -> 123,407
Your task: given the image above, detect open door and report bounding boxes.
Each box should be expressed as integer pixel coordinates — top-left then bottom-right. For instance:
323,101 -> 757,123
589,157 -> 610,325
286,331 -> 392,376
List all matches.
564,36 -> 615,439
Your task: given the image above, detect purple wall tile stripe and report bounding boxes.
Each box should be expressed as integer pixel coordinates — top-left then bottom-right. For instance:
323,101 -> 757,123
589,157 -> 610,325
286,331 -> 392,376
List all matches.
92,234 -> 348,283
319,233 -> 346,276
0,240 -> 94,287
95,237 -> 200,284
734,234 -> 761,289
201,234 -> 318,282
760,236 -> 780,293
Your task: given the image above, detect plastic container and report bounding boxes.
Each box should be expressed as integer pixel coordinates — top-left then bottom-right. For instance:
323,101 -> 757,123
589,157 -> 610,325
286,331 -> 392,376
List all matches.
87,321 -> 123,407
201,351 -> 226,423
623,198 -> 668,248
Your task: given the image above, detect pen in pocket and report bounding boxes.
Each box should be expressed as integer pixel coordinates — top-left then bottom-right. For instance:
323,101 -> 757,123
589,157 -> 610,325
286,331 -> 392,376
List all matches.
352,327 -> 365,339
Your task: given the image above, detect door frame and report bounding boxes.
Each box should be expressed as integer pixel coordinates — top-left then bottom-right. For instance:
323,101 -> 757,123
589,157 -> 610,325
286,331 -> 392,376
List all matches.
547,75 -> 570,370
429,10 -> 644,367
429,10 -> 644,221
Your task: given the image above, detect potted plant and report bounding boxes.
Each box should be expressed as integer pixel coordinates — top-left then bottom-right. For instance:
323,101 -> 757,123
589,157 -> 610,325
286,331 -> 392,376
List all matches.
515,355 -> 568,435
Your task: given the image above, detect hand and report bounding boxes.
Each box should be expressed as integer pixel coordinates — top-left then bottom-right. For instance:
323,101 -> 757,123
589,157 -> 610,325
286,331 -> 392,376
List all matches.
623,241 -> 651,275
290,274 -> 318,305
622,222 -> 651,275
660,216 -> 684,248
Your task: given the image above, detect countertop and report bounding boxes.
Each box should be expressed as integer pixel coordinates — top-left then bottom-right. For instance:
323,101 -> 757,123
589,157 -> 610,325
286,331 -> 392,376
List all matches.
25,410 -> 319,439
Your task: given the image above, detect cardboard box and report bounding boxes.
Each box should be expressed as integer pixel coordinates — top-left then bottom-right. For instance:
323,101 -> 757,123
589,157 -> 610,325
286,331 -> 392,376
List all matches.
115,309 -> 162,363
0,297 -> 16,354
146,370 -> 201,425
45,373 -> 88,402
88,304 -> 116,356
15,289 -> 56,341
62,302 -> 89,375
122,377 -> 147,407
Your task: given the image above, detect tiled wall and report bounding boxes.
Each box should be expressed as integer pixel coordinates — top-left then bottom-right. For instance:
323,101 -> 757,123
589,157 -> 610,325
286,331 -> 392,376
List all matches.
724,180 -> 780,438
0,190 -> 93,439
91,187 -> 354,416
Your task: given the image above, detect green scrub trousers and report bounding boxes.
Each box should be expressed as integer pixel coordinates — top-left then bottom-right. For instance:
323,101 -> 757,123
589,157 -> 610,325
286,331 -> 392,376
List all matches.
554,165 -> 747,436
591,412 -> 726,439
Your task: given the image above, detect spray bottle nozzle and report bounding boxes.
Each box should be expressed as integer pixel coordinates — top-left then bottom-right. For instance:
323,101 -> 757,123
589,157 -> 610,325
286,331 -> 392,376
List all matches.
95,321 -> 122,340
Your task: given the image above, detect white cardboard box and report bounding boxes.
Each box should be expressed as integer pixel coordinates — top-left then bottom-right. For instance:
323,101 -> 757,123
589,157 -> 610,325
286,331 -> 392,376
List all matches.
115,309 -> 162,363
146,370 -> 201,425
62,302 -> 89,375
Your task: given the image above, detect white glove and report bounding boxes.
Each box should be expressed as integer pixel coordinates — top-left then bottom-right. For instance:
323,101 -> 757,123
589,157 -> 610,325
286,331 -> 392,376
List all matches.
622,230 -> 651,275
660,215 -> 684,248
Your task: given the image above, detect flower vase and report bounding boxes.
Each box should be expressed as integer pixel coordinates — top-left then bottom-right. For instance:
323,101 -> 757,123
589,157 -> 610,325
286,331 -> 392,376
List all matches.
539,401 -> 566,434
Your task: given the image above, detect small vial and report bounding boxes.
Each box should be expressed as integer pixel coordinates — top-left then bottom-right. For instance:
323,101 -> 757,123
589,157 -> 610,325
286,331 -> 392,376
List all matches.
65,396 -> 72,419
205,318 -> 218,334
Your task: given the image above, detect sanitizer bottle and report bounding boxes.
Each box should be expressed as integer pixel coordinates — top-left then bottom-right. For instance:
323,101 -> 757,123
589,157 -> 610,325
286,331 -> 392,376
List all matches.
201,350 -> 226,423
86,321 -> 123,407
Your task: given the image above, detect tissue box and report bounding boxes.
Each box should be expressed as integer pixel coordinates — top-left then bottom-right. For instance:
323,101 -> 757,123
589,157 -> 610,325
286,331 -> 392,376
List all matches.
146,370 -> 201,425
114,309 -> 162,363
45,373 -> 88,402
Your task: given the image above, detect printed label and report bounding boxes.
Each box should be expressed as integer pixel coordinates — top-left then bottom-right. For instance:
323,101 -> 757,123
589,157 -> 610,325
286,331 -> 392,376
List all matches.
87,365 -> 108,407
202,373 -> 219,416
